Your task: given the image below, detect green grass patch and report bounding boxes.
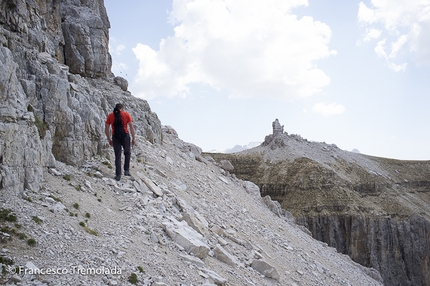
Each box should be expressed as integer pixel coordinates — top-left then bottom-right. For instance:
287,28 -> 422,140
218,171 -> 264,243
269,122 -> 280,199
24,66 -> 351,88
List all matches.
128,273 -> 138,284
84,227 -> 98,236
0,209 -> 17,222
32,216 -> 42,224
27,238 -> 36,247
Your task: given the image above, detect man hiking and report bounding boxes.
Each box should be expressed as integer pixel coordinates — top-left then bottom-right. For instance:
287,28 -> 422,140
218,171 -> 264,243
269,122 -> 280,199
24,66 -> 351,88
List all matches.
105,103 -> 136,181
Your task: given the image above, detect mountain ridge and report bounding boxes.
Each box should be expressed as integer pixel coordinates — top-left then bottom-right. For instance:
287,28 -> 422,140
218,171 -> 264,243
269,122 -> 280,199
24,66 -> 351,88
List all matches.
206,122 -> 430,285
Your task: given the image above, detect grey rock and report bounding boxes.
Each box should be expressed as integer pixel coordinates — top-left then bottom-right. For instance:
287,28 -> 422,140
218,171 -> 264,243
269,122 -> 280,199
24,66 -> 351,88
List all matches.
272,118 -> 284,136
162,218 -> 210,259
242,180 -> 260,196
213,244 -> 239,267
263,195 -> 282,217
219,160 -> 234,172
251,259 -> 280,281
114,76 -> 128,91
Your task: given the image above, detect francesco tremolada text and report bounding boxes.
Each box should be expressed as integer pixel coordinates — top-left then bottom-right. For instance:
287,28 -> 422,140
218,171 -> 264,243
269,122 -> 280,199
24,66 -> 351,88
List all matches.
16,266 -> 122,275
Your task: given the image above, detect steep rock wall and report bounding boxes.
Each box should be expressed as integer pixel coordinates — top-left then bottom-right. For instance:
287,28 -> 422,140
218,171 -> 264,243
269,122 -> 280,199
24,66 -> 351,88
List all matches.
298,215 -> 430,286
0,0 -> 162,193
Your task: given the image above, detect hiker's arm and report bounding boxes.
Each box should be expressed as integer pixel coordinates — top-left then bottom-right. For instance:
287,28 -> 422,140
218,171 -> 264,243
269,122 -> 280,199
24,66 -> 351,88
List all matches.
105,123 -> 113,146
128,122 -> 136,146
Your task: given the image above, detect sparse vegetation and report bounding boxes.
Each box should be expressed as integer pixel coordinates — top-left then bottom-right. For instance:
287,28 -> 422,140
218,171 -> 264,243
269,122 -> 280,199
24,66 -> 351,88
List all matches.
32,216 -> 42,224
101,160 -> 113,168
73,203 -> 79,209
79,221 -> 98,236
0,256 -> 13,265
49,195 -> 62,202
0,209 -> 17,222
84,227 -> 98,236
85,213 -> 91,218
75,184 -> 82,191
128,273 -> 138,284
137,266 -> 144,273
63,174 -> 71,181
33,113 -> 48,139
27,238 -> 36,246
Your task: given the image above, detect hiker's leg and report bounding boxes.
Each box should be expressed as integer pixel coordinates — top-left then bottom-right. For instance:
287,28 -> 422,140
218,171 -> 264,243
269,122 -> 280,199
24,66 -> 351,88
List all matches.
113,138 -> 122,176
123,134 -> 131,172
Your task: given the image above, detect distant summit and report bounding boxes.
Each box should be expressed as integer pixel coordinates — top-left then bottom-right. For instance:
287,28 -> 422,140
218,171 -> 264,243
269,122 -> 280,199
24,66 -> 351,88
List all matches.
224,142 -> 262,153
206,142 -> 262,153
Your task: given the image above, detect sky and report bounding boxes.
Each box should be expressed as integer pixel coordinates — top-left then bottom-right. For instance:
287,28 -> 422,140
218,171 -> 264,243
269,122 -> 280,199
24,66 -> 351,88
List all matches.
104,0 -> 430,160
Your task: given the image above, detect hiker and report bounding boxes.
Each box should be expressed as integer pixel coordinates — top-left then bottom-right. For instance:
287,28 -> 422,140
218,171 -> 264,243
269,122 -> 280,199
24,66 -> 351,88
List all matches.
105,103 -> 136,181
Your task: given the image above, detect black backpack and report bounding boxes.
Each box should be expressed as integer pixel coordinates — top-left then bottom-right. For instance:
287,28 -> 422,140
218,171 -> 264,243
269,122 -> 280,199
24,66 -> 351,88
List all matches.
113,107 -> 126,140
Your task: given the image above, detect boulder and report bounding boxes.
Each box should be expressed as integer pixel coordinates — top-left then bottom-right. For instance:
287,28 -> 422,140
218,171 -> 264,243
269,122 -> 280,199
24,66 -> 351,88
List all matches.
162,218 -> 210,259
251,259 -> 280,280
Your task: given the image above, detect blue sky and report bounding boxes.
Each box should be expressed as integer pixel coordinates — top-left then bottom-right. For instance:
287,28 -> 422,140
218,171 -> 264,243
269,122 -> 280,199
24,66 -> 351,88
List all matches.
105,0 -> 430,160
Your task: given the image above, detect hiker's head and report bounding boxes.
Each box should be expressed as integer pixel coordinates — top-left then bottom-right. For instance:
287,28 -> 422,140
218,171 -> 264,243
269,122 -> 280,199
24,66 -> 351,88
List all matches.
115,103 -> 124,110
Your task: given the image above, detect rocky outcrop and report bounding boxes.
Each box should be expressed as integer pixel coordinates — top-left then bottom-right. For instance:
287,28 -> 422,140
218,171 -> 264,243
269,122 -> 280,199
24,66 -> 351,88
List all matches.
60,0 -> 112,77
0,0 -> 162,193
207,120 -> 430,286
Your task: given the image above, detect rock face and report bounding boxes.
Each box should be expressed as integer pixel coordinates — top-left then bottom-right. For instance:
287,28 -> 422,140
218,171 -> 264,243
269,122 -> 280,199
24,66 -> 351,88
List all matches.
299,215 -> 430,286
61,0 -> 112,77
208,119 -> 430,286
0,0 -> 162,193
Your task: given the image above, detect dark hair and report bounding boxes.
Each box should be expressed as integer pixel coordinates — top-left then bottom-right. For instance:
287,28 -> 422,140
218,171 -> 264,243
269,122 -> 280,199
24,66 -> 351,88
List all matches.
115,103 -> 124,109
113,106 -> 126,140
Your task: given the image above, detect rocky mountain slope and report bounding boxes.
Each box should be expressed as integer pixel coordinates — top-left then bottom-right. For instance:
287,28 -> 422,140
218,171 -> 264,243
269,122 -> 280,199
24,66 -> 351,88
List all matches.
0,0 -> 385,285
208,120 -> 430,286
0,129 -> 384,286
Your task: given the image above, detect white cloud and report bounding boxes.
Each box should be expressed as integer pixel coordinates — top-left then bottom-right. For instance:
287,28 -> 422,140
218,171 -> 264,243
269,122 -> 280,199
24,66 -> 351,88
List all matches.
358,0 -> 430,69
116,44 -> 126,55
360,28 -> 382,43
312,102 -> 345,117
132,0 -> 336,99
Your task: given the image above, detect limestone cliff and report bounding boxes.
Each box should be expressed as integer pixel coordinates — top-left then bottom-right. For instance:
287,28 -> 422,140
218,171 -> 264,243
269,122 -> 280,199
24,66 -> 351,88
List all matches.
0,0 -> 162,194
207,120 -> 430,286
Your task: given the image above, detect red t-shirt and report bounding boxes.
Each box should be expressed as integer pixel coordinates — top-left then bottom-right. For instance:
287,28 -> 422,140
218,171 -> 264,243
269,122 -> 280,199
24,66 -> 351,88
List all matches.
106,111 -> 133,135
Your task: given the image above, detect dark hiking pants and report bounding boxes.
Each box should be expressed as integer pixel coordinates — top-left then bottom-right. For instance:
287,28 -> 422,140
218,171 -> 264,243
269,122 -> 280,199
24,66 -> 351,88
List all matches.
113,134 -> 131,176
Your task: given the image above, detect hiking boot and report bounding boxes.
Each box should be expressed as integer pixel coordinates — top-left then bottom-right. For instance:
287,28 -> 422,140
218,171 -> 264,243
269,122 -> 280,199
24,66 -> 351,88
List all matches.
114,175 -> 121,181
124,170 -> 131,176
